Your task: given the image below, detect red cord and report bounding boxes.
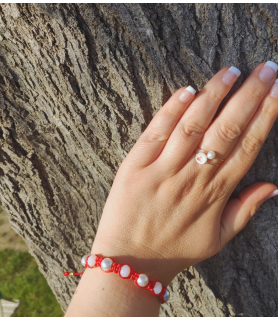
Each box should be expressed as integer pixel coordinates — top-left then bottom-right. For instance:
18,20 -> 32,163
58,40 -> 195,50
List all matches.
64,254 -> 168,303
63,272 -> 84,276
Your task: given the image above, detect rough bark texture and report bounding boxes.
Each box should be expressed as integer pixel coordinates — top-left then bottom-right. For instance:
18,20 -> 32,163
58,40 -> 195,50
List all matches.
0,3 -> 278,316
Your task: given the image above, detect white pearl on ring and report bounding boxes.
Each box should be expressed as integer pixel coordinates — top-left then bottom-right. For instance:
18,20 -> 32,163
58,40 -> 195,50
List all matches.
101,258 -> 113,271
137,274 -> 149,287
196,152 -> 207,164
207,150 -> 216,159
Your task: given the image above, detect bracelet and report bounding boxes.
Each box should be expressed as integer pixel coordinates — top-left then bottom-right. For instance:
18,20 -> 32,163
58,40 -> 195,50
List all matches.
64,253 -> 170,304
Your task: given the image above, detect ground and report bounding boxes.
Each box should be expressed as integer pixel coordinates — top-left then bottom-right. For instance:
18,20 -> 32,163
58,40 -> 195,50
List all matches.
0,206 -> 63,316
0,207 -> 28,251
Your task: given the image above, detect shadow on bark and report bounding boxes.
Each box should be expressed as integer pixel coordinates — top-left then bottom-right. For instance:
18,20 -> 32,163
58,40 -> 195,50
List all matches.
0,3 -> 278,316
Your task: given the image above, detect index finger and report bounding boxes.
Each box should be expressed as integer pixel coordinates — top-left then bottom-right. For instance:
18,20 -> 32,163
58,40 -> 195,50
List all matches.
124,86 -> 196,169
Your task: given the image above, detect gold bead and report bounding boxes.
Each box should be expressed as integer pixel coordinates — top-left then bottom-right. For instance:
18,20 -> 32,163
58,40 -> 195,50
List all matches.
69,272 -> 74,276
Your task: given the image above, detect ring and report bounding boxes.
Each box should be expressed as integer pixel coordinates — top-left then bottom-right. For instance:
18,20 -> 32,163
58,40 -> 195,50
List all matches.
195,149 -> 224,167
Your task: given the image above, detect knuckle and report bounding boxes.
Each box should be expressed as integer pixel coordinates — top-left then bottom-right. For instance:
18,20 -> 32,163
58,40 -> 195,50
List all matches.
244,87 -> 263,102
164,106 -> 181,118
145,130 -> 168,142
216,121 -> 242,144
241,133 -> 263,156
179,121 -> 205,139
208,88 -> 224,103
209,178 -> 227,202
143,115 -> 169,142
261,101 -> 278,118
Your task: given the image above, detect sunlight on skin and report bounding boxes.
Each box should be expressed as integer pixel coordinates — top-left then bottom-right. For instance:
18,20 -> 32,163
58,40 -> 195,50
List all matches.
65,62 -> 278,316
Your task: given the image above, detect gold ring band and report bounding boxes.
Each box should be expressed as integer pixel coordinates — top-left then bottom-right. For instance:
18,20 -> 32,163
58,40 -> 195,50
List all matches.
205,162 -> 220,167
197,149 -> 224,161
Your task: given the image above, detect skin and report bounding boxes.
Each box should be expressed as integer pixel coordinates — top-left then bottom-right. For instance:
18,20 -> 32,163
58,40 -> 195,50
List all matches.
65,63 -> 278,316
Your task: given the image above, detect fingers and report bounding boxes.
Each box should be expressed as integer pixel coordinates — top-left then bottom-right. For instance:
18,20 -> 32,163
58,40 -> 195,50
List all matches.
199,61 -> 277,175
217,78 -> 278,186
219,182 -> 277,247
155,66 -> 240,174
125,86 -> 196,169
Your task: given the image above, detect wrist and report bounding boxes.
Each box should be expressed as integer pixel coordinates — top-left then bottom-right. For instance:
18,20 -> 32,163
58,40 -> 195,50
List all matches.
65,261 -> 160,316
91,235 -> 176,287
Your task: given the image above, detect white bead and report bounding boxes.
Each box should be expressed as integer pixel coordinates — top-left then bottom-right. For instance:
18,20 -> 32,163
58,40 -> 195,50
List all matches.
195,152 -> 207,164
101,258 -> 113,271
81,255 -> 89,267
120,265 -> 130,278
87,254 -> 96,267
163,289 -> 170,302
153,282 -> 162,295
207,150 -> 216,159
137,274 -> 149,287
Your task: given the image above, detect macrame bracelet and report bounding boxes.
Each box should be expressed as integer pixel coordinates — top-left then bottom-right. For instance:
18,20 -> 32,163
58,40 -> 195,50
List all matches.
63,254 -> 170,304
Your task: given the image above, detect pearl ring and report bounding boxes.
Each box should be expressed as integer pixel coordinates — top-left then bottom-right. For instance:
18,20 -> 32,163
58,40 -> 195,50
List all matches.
195,149 -> 224,167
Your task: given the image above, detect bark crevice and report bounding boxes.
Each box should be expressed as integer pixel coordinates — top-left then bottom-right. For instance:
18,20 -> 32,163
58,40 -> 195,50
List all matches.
0,3 -> 278,316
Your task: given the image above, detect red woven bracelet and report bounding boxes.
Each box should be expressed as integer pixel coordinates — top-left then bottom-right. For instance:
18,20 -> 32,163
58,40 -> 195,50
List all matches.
64,254 -> 170,304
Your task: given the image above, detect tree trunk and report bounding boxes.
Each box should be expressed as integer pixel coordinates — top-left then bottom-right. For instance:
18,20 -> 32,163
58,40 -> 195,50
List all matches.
0,3 -> 278,316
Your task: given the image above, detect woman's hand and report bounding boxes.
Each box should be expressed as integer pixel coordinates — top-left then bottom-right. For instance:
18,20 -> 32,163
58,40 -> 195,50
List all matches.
92,62 -> 278,287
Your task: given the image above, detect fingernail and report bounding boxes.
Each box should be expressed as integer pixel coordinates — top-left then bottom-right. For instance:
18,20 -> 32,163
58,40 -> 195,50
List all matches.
270,79 -> 278,98
179,86 -> 196,103
222,66 -> 241,85
265,189 -> 278,200
259,61 -> 278,82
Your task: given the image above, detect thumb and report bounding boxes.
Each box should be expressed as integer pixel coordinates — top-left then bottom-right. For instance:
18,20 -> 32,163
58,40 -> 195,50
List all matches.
220,182 -> 278,247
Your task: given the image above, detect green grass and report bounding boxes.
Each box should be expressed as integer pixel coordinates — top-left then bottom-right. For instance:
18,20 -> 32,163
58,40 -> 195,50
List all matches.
0,249 -> 64,316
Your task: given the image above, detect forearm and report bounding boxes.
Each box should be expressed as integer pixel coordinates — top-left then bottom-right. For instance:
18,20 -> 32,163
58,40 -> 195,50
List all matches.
64,266 -> 160,317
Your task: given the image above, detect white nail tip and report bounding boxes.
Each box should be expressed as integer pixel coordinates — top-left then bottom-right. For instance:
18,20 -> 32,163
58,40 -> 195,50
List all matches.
265,61 -> 278,72
185,86 -> 196,95
275,79 -> 278,83
228,66 -> 241,77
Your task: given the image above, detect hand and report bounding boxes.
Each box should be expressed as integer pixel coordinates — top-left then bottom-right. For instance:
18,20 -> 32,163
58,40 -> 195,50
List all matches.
92,62 -> 278,287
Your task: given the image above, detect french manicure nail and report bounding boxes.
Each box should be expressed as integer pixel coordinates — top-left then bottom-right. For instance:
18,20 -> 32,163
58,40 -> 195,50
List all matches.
270,79 -> 278,98
265,189 -> 278,200
222,66 -> 241,86
259,61 -> 278,82
179,86 -> 196,103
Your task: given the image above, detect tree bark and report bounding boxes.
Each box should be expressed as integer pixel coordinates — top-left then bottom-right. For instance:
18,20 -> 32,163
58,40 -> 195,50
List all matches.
0,3 -> 278,316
